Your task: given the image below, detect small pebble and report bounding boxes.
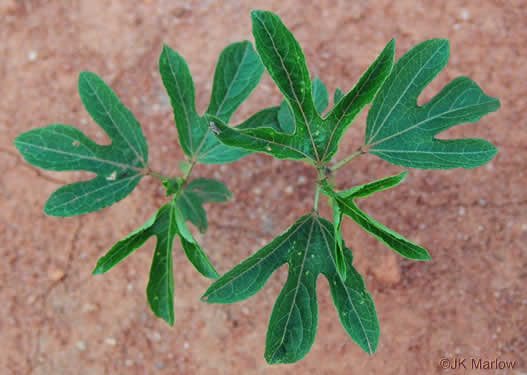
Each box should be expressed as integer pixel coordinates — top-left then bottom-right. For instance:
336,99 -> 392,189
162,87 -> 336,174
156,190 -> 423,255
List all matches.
28,50 -> 38,61
105,337 -> 117,345
76,341 -> 87,351
459,9 -> 470,21
125,359 -> 134,367
155,362 -> 165,370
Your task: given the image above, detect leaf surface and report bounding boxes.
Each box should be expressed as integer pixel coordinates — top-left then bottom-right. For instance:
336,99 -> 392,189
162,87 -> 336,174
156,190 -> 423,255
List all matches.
365,39 -> 500,169
202,213 -> 379,363
208,11 -> 394,166
14,72 -> 148,216
176,178 -> 232,233
160,41 -> 263,164
93,201 -> 218,325
323,172 -> 431,260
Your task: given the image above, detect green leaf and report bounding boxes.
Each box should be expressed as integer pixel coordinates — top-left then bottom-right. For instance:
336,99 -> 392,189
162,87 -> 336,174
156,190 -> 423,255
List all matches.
202,213 -> 379,363
174,206 -> 219,279
207,41 -> 265,122
14,72 -> 148,216
365,39 -> 500,169
146,204 -> 178,325
176,178 -> 232,233
207,11 -> 394,166
93,201 -> 219,325
332,197 -> 346,280
180,236 -> 219,279
323,172 -> 431,261
322,39 -> 395,161
92,213 -> 158,275
334,88 -> 344,105
277,77 -> 329,134
162,177 -> 184,196
160,41 -> 263,164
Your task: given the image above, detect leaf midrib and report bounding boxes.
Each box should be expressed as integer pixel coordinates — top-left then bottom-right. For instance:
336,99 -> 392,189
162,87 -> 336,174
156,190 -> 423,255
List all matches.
368,90 -> 494,148
84,76 -> 147,167
268,216 -> 316,361
213,42 -> 250,119
367,43 -> 445,145
15,139 -> 143,172
316,217 -> 374,354
254,13 -> 320,164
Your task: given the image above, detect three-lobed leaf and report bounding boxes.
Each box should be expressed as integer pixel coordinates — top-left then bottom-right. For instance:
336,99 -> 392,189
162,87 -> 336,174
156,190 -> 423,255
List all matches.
323,172 -> 431,261
93,201 -> 218,325
160,41 -> 264,164
365,39 -> 500,169
14,72 -> 148,216
208,11 -> 395,166
202,213 -> 379,363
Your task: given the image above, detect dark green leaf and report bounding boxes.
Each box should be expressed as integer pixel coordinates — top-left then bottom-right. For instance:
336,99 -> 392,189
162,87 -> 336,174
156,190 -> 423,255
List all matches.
277,77 -> 329,134
146,204 -> 178,325
323,172 -> 431,260
175,208 -> 219,279
322,39 -> 395,161
92,213 -> 157,275
208,12 -> 394,166
332,197 -> 346,280
365,39 -> 500,169
14,72 -> 148,216
160,42 -> 263,164
207,41 -> 265,122
176,178 -> 232,233
180,236 -> 219,279
334,88 -> 344,105
202,213 -> 379,363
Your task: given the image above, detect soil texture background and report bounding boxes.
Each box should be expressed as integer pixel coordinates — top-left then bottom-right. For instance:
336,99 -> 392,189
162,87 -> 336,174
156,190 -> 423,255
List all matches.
1,1 -> 526,374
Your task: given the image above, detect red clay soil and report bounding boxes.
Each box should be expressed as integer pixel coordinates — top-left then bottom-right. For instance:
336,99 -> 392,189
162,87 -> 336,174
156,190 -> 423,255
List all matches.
1,1 -> 526,374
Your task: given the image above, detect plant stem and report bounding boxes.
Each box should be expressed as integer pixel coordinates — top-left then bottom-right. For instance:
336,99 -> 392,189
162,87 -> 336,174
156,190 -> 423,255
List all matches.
313,183 -> 321,212
147,169 -> 169,180
330,147 -> 363,172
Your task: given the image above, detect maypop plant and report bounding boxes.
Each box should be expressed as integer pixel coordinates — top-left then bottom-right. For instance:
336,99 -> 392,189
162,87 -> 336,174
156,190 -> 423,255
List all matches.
14,10 -> 499,364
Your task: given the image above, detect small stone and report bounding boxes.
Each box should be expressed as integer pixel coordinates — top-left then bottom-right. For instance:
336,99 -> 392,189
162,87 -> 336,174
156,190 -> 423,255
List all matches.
459,9 -> 470,21
458,207 -> 465,216
298,176 -> 306,184
151,331 -> 161,341
284,185 -> 293,194
105,337 -> 117,345
155,362 -> 165,370
48,268 -> 65,281
125,359 -> 134,367
76,341 -> 87,351
183,342 -> 189,349
82,303 -> 98,313
28,51 -> 38,61
371,253 -> 401,285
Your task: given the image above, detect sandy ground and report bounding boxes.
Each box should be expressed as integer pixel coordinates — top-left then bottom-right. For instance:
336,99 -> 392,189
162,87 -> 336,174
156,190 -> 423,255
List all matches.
1,0 -> 526,374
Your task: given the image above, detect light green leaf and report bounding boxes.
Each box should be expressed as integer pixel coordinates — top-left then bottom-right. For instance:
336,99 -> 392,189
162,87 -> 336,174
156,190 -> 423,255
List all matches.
208,12 -> 394,166
334,88 -> 344,105
14,72 -> 148,216
162,177 -> 184,196
365,39 -> 500,169
176,178 -> 232,233
202,213 -> 379,363
323,172 -> 431,260
160,41 -> 263,164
